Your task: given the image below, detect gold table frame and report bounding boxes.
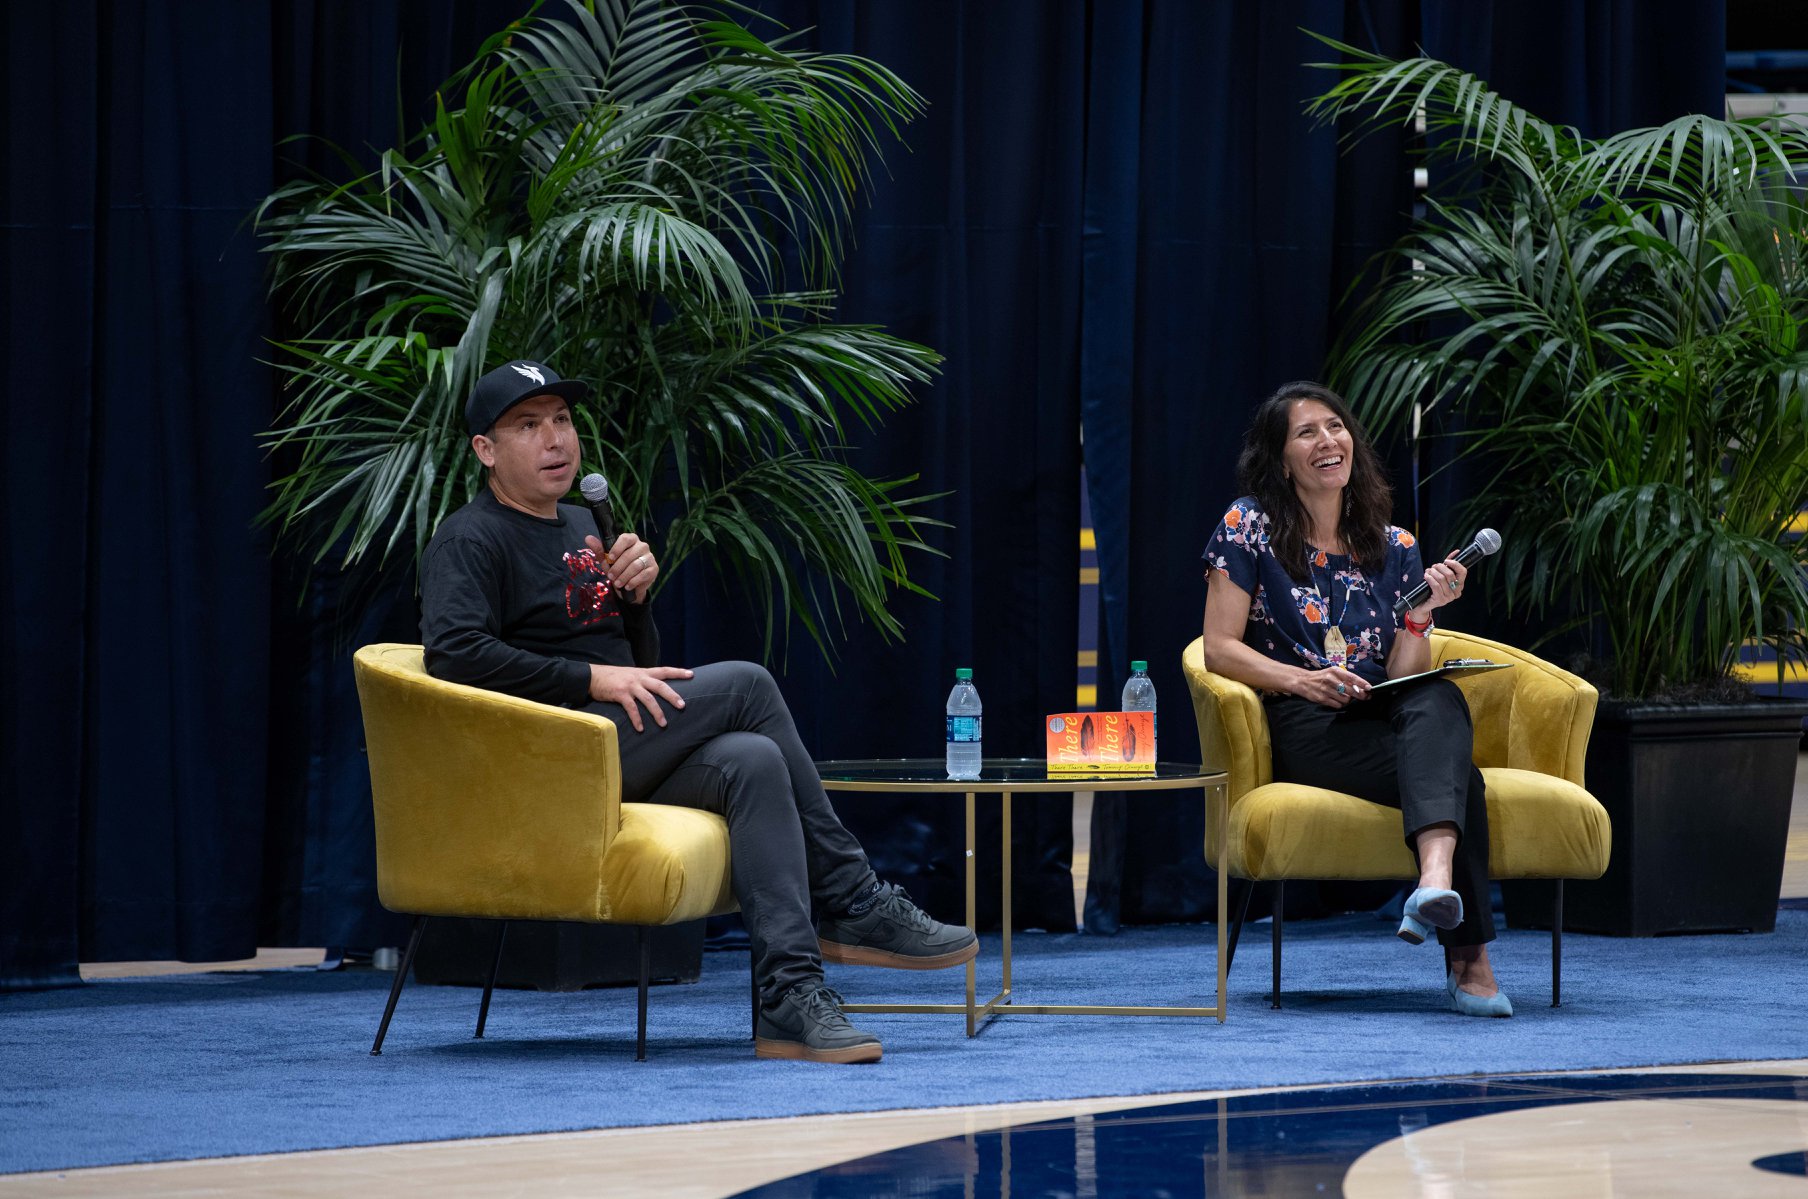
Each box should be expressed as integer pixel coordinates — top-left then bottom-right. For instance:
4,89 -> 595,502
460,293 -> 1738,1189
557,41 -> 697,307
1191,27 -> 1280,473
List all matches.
816,758 -> 1230,1036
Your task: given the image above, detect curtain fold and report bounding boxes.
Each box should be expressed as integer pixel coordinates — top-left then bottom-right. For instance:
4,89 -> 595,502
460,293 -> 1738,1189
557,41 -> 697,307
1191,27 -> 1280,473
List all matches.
1,1 -> 100,991
1085,0 -> 1414,928
699,0 -> 1091,931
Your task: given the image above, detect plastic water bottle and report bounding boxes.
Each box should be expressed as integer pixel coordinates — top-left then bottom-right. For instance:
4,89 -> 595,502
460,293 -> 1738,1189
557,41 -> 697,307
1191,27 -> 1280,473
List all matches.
945,667 -> 983,781
1122,660 -> 1157,760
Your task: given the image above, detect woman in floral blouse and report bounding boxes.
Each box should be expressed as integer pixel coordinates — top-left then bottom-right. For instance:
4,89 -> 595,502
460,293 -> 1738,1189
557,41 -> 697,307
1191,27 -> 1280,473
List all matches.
1200,381 -> 1510,1017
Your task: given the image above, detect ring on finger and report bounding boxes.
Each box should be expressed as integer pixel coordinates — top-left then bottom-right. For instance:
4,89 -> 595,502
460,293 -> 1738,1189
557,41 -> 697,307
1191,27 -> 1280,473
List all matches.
1335,682 -> 1346,694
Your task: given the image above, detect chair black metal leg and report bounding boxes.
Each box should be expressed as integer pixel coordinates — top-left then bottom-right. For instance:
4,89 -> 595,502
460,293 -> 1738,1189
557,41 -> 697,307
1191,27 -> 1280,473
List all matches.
1270,882 -> 1285,1010
750,947 -> 759,1041
474,920 -> 509,1039
635,926 -> 651,1062
1224,878 -> 1255,972
370,915 -> 429,1056
1551,880 -> 1564,1008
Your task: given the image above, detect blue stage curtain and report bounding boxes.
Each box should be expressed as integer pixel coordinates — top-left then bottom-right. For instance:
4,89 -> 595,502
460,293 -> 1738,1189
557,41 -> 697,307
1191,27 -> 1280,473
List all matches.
2,1 -> 282,985
255,0 -> 533,958
1080,0 -> 1423,929
1,3 -> 102,991
0,1 -> 524,990
0,0 -> 1729,988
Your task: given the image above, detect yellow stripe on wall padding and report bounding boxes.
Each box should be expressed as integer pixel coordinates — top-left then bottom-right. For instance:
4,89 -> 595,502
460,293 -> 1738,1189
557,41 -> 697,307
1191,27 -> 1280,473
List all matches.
1730,659 -> 1808,685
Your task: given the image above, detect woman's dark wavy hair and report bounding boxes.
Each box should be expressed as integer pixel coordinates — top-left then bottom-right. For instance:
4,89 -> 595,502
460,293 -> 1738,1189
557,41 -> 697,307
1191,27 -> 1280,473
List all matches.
1235,381 -> 1393,581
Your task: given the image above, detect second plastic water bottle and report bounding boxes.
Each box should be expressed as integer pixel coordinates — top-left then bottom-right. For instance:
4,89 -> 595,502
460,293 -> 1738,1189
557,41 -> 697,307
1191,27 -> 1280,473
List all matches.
945,667 -> 983,780
1121,660 -> 1157,760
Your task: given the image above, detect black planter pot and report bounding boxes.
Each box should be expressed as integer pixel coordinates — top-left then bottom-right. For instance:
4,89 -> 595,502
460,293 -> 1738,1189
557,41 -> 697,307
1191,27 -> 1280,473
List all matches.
1507,697 -> 1807,936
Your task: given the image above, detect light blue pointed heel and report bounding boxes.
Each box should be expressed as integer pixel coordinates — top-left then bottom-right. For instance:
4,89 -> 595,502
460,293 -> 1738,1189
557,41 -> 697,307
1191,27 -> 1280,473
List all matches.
1397,887 -> 1463,945
1446,970 -> 1513,1017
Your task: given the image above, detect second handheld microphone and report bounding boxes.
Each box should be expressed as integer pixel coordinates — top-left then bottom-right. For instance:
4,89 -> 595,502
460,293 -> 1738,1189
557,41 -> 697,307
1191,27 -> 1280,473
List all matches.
1393,528 -> 1501,618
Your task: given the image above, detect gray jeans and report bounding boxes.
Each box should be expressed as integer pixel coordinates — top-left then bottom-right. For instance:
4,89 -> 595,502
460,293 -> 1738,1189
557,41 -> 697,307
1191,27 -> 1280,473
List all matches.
583,661 -> 876,1003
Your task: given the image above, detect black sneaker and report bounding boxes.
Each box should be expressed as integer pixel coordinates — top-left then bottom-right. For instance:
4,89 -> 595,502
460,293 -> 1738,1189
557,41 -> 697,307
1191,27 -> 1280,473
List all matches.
818,883 -> 980,970
754,984 -> 882,1064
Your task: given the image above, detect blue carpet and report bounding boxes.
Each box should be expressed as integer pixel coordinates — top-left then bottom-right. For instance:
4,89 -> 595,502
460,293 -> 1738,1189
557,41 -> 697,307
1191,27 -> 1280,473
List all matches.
4,911 -> 1807,1174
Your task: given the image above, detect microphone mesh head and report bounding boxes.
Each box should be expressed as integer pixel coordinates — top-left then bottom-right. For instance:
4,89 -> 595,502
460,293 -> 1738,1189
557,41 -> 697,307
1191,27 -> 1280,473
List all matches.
578,473 -> 609,504
1475,528 -> 1502,555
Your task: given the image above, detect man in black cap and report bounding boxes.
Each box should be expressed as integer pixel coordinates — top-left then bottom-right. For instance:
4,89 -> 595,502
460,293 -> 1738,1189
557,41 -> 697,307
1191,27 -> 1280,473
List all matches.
419,359 -> 977,1064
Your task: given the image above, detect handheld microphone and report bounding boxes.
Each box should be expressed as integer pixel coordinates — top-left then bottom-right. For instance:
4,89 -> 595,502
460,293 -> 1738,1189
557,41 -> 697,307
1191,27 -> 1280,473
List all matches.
578,472 -> 631,601
1393,528 -> 1501,618
578,472 -> 618,546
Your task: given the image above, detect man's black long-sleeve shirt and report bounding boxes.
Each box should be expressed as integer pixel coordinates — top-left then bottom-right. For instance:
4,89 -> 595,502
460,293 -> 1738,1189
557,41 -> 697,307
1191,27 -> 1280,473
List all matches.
419,489 -> 660,705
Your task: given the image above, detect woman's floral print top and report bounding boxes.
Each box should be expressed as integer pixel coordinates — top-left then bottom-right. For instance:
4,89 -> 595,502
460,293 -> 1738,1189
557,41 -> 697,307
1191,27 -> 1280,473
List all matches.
1202,496 -> 1425,686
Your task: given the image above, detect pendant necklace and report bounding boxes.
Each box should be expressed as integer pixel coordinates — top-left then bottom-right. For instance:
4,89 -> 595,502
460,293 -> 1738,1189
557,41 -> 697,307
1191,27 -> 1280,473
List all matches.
1315,550 -> 1349,668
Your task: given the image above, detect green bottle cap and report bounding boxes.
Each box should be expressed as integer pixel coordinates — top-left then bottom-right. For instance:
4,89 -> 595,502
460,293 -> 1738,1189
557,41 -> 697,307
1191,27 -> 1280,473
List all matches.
1131,660 -> 1148,672
955,667 -> 973,680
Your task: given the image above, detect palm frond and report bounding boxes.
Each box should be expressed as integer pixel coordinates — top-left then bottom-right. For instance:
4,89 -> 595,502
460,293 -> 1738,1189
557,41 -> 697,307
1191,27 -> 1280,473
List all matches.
1312,39 -> 1808,696
258,0 -> 940,661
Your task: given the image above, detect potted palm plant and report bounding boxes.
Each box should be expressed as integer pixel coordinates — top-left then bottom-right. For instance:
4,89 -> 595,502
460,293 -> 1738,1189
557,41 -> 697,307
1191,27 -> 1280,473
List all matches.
255,0 -> 942,984
1308,38 -> 1808,934
256,0 -> 943,662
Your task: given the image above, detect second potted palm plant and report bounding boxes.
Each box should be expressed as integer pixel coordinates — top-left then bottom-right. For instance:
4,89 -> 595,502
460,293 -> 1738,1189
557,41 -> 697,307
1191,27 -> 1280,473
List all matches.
1311,38 -> 1808,933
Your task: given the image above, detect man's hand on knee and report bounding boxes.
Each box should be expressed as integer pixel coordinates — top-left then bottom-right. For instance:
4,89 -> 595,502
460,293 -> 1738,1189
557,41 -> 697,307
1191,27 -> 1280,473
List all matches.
589,663 -> 694,731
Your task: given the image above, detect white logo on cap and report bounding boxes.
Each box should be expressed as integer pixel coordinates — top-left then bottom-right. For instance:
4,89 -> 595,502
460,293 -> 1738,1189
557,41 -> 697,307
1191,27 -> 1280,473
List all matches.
510,362 -> 547,386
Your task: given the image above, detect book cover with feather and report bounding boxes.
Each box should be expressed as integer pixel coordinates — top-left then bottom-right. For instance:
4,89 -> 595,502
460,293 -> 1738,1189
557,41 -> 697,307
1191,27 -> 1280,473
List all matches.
1045,711 -> 1155,772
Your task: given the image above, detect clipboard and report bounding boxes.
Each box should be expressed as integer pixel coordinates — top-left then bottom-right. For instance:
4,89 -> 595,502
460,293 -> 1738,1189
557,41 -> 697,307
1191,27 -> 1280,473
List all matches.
1368,659 -> 1513,694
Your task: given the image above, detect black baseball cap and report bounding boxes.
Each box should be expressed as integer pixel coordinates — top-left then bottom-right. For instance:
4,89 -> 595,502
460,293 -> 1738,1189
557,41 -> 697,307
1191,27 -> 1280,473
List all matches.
465,360 -> 591,436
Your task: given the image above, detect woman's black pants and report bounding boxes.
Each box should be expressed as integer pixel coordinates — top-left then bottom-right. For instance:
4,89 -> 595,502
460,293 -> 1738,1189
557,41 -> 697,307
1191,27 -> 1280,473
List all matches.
1262,678 -> 1495,947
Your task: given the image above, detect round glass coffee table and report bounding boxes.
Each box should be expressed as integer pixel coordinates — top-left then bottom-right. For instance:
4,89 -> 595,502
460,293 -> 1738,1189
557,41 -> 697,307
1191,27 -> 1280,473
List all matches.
815,758 -> 1229,1035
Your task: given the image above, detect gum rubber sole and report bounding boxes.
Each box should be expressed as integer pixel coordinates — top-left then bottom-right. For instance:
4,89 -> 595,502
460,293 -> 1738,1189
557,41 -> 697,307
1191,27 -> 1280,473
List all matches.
817,938 -> 980,970
755,1036 -> 883,1064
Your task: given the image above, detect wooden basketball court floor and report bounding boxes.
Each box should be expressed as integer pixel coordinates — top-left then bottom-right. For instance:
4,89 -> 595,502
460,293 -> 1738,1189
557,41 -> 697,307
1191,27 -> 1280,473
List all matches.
9,762 -> 1807,1197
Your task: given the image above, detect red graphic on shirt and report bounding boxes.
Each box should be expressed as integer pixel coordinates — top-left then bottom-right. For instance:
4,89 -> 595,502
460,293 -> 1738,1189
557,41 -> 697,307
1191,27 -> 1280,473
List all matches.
564,547 -> 619,626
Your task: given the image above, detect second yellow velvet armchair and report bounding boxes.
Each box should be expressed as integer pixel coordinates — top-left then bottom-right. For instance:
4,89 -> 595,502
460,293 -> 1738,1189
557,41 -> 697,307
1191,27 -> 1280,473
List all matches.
352,644 -> 742,1059
1183,630 -> 1611,1008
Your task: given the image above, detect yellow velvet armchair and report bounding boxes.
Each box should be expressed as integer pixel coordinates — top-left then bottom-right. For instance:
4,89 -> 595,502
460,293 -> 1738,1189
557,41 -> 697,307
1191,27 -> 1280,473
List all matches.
1182,630 -> 1611,1007
352,644 -> 740,1058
